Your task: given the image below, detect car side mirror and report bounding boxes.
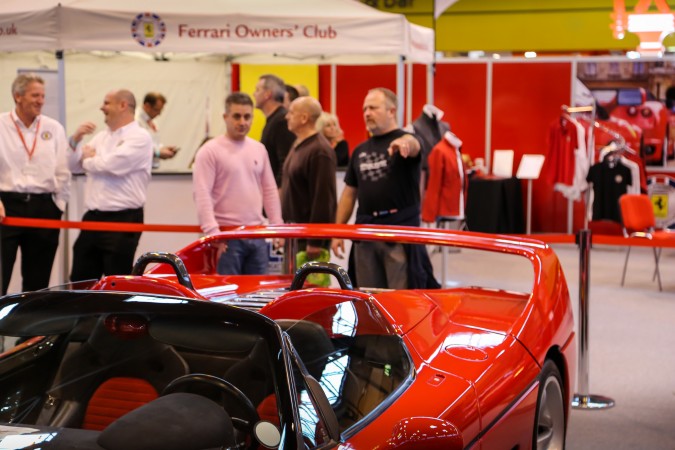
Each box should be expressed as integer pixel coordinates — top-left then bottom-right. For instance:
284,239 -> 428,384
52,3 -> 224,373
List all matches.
385,417 -> 463,450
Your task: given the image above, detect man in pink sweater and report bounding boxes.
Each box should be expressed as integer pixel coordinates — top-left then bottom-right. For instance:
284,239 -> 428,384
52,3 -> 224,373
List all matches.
192,92 -> 282,274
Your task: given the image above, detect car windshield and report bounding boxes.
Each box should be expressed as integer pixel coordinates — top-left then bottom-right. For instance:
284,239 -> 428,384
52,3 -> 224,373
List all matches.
617,88 -> 643,106
277,297 -> 414,439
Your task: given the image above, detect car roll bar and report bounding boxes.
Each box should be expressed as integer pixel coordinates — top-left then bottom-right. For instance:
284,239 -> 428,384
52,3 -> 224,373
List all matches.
290,261 -> 353,291
132,252 -> 195,290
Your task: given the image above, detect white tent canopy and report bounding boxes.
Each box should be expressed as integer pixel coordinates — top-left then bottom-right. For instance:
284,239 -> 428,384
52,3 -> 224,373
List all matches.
1,0 -> 435,291
0,0 -> 434,64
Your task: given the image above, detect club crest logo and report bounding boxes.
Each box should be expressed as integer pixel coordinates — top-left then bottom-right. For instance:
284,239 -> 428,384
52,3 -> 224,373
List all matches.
131,13 -> 166,48
40,131 -> 52,140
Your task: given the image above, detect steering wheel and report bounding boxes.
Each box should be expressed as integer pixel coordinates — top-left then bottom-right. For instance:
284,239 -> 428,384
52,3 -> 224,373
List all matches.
162,373 -> 260,440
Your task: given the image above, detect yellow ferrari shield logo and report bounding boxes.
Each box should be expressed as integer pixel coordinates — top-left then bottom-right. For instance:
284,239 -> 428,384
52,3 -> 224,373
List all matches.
651,194 -> 668,219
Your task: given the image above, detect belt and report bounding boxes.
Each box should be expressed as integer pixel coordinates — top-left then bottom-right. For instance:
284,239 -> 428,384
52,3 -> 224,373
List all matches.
88,207 -> 143,215
0,192 -> 53,202
371,208 -> 399,217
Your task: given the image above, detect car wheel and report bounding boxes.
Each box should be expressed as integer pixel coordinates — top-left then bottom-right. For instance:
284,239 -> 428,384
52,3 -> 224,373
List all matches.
533,360 -> 566,450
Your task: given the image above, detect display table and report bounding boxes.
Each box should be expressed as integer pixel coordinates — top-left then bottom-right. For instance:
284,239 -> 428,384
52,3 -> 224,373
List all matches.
465,176 -> 525,233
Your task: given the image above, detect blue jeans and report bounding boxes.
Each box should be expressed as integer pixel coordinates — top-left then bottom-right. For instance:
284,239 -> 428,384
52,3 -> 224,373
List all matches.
217,239 -> 269,275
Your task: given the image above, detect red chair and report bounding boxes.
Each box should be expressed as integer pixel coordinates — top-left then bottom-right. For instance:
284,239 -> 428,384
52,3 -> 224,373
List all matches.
619,194 -> 662,290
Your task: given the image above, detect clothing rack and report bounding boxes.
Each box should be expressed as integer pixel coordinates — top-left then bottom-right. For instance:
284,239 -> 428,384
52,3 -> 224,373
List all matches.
590,122 -> 626,162
560,104 -> 596,232
600,141 -> 637,162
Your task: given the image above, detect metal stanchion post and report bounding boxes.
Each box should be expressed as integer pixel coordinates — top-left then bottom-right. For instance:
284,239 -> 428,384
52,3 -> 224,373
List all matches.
441,243 -> 447,288
61,204 -> 70,284
526,179 -> 533,235
0,225 -> 3,295
572,229 -> 614,409
283,238 -> 298,275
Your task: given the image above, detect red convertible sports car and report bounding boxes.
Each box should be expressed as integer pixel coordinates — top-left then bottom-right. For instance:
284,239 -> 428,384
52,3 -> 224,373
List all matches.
0,224 -> 576,449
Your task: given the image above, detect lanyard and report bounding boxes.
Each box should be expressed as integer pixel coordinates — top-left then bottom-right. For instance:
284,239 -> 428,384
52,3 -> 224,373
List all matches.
10,111 -> 41,161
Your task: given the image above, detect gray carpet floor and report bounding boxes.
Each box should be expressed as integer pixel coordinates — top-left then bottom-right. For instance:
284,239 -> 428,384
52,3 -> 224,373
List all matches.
427,241 -> 675,449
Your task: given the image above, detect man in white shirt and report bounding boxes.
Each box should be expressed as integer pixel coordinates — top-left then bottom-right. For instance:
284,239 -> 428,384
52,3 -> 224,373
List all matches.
0,73 -> 71,294
135,92 -> 177,169
68,89 -> 153,281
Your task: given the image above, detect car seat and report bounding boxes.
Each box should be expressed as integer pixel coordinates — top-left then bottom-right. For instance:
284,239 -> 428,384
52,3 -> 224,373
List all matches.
223,319 -> 335,422
39,315 -> 189,430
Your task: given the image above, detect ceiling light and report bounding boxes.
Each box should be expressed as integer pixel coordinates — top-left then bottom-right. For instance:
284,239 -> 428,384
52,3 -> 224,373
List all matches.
639,41 -> 665,49
627,13 -> 675,33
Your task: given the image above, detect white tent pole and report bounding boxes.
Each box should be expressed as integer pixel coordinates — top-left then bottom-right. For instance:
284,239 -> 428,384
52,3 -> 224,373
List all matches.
56,49 -> 69,284
57,51 -> 66,128
427,63 -> 435,105
330,64 -> 337,114
406,61 -> 413,126
485,60 -> 493,172
396,56 -> 405,126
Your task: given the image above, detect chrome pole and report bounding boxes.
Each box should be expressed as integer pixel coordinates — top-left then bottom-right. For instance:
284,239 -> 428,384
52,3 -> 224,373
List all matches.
283,238 -> 298,275
526,179 -> 533,235
572,229 -> 615,409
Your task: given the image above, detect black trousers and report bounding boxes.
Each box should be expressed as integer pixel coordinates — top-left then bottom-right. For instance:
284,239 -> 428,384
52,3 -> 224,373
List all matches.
0,192 -> 62,295
70,208 -> 144,282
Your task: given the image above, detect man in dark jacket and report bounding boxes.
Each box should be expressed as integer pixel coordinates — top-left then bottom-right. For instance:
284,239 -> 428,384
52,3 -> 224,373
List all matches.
253,74 -> 296,186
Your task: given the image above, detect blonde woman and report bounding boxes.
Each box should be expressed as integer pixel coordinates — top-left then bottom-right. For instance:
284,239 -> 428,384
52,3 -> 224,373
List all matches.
316,112 -> 349,166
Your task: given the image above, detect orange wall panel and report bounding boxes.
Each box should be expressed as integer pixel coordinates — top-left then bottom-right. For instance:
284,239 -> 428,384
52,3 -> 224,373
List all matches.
335,65 -> 397,150
491,62 -> 577,232
253,61 -> 586,233
411,63 -> 429,123
433,63 -> 487,162
318,65 -> 332,114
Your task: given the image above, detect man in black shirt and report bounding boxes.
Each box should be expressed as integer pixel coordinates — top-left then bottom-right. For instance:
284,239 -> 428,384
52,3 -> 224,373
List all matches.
332,87 -> 436,289
253,74 -> 296,186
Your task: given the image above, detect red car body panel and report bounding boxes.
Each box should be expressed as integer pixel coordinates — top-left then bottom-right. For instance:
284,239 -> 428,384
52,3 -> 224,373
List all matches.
93,224 -> 575,449
478,382 -> 539,448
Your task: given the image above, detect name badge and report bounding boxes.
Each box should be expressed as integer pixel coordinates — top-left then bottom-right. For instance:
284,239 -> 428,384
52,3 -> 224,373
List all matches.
22,164 -> 39,176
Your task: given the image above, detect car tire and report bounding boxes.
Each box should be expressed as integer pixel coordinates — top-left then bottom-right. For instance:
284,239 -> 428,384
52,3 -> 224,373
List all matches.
533,360 -> 566,450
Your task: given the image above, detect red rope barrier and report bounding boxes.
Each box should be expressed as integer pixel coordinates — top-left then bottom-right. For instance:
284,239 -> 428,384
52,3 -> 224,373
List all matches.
2,217 -> 675,248
1,217 -> 202,233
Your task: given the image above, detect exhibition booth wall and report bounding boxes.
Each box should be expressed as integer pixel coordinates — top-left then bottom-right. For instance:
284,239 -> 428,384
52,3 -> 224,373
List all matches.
312,59 -> 575,233
311,56 -> 675,234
